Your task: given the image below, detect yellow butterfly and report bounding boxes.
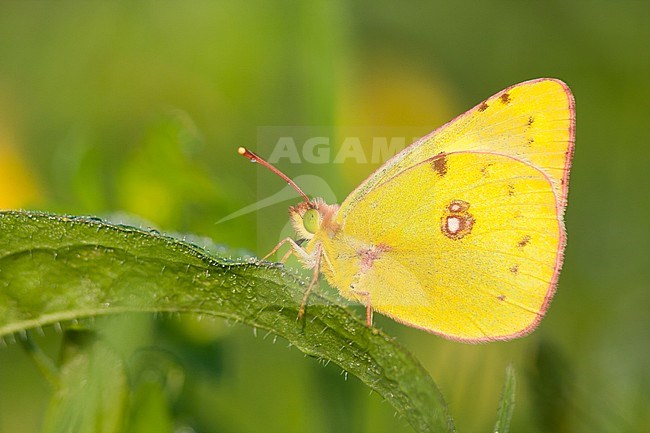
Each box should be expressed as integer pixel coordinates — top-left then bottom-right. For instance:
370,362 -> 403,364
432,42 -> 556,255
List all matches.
239,78 -> 575,342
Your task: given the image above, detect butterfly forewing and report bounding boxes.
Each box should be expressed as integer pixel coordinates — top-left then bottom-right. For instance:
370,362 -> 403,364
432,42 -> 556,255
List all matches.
340,78 -> 575,220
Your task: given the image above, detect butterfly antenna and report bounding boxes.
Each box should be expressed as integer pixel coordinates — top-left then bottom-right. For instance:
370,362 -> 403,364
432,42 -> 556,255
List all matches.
238,147 -> 310,202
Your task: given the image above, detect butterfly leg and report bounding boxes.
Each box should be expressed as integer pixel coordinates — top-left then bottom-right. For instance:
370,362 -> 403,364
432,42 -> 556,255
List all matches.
262,237 -> 307,263
351,289 -> 374,327
366,303 -> 373,327
297,244 -> 322,321
262,238 -> 322,321
279,247 -> 294,263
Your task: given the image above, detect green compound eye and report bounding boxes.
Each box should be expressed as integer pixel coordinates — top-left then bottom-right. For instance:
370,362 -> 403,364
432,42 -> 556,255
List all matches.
302,209 -> 320,234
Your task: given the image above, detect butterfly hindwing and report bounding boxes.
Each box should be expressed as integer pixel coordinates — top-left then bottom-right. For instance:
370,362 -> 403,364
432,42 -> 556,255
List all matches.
320,151 -> 562,341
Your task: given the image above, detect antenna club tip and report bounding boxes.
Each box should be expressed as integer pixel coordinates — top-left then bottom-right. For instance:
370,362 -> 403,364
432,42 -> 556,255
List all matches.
237,147 -> 247,155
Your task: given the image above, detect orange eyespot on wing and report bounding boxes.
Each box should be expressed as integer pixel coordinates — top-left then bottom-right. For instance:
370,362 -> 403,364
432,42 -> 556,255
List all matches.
440,200 -> 474,240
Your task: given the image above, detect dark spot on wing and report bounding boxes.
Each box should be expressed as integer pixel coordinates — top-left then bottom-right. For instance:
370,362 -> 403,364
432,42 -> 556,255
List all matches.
478,102 -> 489,112
480,163 -> 494,177
500,93 -> 511,104
509,264 -> 519,275
431,153 -> 448,177
508,184 -> 515,196
528,116 -> 535,126
518,235 -> 531,248
497,294 -> 506,301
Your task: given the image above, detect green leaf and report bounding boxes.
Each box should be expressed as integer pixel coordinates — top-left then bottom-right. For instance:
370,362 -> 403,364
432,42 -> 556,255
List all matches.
493,364 -> 516,433
0,210 -> 455,433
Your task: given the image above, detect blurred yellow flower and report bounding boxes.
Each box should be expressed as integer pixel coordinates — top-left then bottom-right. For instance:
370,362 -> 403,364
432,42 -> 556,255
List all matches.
0,133 -> 40,209
335,54 -> 458,188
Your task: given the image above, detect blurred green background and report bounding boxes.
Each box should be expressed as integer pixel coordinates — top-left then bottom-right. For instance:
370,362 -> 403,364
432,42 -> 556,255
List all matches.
0,1 -> 648,432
